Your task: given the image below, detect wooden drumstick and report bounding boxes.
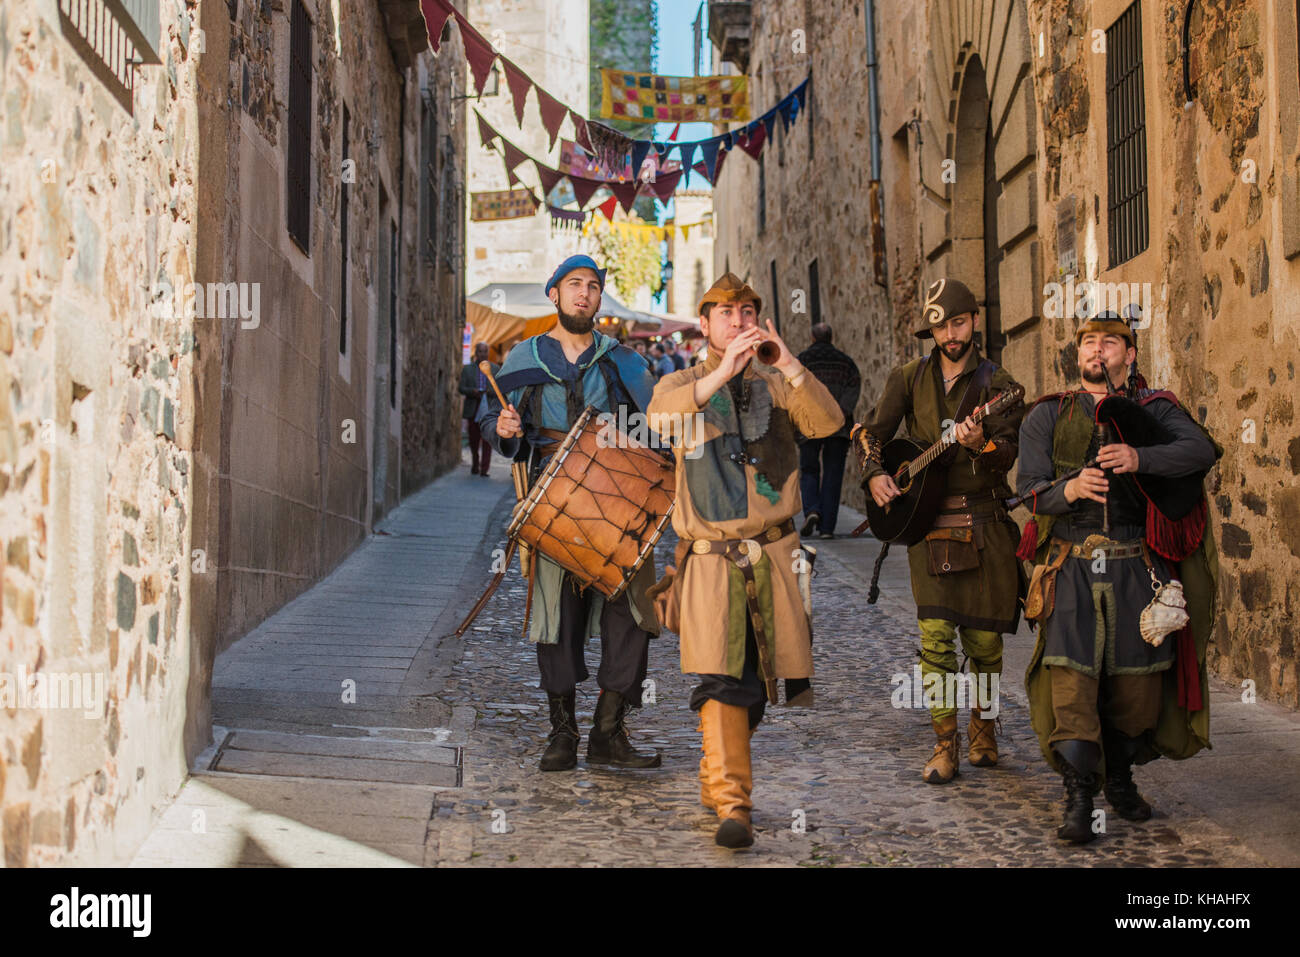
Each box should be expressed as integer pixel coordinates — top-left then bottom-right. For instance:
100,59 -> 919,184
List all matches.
479,360 -> 510,410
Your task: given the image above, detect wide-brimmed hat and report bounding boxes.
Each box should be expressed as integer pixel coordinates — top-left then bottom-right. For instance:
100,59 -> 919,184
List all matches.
915,278 -> 979,338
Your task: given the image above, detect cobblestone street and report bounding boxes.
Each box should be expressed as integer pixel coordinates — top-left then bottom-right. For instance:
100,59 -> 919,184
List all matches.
133,456 -> 1299,867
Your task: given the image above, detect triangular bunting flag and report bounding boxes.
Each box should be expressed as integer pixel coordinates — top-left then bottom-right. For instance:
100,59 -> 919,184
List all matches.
610,181 -> 639,214
571,111 -> 593,152
677,141 -> 696,179
778,95 -> 794,133
501,58 -> 533,127
537,88 -> 569,151
501,136 -> 529,174
682,224 -> 690,242
505,164 -> 522,188
761,109 -> 778,142
739,123 -> 765,158
475,111 -> 497,150
570,175 -> 602,209
668,122 -> 681,142
461,24 -> 498,96
420,0 -> 455,53
598,195 -> 618,220
630,139 -> 653,180
534,163 -> 563,199
650,168 -> 683,203
698,137 -> 721,181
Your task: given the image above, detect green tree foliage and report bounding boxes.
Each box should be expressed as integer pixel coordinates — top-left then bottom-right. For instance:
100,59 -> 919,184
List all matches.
590,219 -> 664,303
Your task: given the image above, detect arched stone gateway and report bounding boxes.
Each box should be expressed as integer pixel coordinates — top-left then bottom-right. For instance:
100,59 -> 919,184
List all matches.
918,1 -> 1040,385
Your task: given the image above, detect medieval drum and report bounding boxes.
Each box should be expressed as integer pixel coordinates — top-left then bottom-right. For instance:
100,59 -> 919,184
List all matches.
507,407 -> 677,598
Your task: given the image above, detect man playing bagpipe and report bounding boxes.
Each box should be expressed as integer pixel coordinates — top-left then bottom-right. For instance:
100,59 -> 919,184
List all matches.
1016,311 -> 1221,843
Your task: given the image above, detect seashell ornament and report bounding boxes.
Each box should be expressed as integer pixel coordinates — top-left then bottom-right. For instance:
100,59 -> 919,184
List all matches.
1139,577 -> 1190,647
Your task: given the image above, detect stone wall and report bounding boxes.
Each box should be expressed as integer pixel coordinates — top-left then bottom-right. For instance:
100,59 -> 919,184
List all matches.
0,0 -> 201,866
711,0 -> 1300,707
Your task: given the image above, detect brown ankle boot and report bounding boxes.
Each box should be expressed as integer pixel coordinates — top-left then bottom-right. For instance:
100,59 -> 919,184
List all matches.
922,715 -> 960,784
699,700 -> 754,848
967,709 -> 998,767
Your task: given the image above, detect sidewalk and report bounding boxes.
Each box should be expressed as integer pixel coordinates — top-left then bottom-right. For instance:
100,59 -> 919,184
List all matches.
132,453 -> 1300,866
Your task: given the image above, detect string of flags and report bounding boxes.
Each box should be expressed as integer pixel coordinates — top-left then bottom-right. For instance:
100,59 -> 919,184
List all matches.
598,68 -> 750,124
421,0 -> 811,194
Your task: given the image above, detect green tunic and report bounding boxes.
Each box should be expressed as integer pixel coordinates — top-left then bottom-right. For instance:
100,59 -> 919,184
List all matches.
860,346 -> 1026,632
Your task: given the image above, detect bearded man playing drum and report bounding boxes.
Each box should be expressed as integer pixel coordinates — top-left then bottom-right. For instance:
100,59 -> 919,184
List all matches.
647,274 -> 843,848
479,255 -> 663,772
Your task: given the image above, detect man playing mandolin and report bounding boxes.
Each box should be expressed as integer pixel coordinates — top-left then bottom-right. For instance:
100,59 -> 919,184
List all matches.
853,277 -> 1027,784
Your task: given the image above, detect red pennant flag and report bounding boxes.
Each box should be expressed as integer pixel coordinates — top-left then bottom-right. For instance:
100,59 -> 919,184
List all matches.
570,175 -> 602,210
598,195 -> 618,220
505,163 -> 522,188
501,58 -> 533,127
571,112 -> 594,153
536,87 -> 570,152
501,136 -> 529,174
650,169 -> 683,203
738,123 -> 765,158
668,122 -> 681,142
475,111 -> 497,150
420,0 -> 455,53
460,22 -> 498,95
610,181 -> 639,214
534,163 -> 563,198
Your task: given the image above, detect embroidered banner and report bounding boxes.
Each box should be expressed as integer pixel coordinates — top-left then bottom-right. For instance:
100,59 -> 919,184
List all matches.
471,188 -> 539,221
599,69 -> 749,124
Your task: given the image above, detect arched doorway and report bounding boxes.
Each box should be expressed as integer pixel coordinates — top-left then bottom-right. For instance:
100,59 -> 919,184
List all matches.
950,54 -> 1005,366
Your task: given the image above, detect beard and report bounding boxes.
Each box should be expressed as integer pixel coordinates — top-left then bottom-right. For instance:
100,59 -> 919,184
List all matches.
557,307 -> 595,335
1080,359 -> 1111,384
940,338 -> 972,362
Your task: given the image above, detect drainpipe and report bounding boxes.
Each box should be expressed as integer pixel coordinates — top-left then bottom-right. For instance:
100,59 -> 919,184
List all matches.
864,0 -> 886,287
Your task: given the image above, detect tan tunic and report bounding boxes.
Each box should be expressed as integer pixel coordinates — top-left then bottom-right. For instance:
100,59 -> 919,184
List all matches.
647,352 -> 843,677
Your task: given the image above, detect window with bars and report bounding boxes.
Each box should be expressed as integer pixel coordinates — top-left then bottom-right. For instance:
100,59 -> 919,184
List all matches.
286,0 -> 313,253
1105,0 -> 1148,267
339,104 -> 349,354
421,99 -> 438,264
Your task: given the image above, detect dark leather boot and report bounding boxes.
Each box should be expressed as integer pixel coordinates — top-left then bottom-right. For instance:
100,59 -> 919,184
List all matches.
587,690 -> 662,768
1103,731 -> 1153,821
539,691 -> 579,772
1055,740 -> 1100,844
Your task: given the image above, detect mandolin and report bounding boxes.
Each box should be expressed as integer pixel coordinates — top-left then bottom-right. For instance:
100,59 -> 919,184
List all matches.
857,384 -> 1025,545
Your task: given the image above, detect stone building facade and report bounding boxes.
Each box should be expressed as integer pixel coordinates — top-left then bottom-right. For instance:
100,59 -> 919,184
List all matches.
665,189 -> 715,317
0,0 -> 465,866
709,0 -> 1300,706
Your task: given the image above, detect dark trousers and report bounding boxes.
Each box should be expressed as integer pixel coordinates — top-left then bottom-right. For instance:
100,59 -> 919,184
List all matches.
465,417 -> 492,473
799,436 -> 850,534
536,577 -> 651,705
688,620 -> 768,730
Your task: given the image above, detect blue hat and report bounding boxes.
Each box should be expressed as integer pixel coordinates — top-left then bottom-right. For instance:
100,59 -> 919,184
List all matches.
545,255 -> 607,296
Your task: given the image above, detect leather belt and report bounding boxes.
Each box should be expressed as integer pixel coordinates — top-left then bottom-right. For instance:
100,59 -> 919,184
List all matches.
932,510 -> 1001,529
537,427 -> 569,443
1056,534 -> 1145,560
686,519 -> 796,557
939,491 -> 1002,511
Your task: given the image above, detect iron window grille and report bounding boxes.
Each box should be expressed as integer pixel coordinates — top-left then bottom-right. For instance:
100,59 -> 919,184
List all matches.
287,0 -> 313,253
1106,0 -> 1149,267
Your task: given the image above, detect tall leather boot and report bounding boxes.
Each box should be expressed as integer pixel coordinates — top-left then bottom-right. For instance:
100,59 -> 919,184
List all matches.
922,715 -> 960,784
539,691 -> 579,772
587,690 -> 662,768
1055,740 -> 1101,844
1102,730 -> 1153,821
967,708 -> 998,767
700,699 -> 754,848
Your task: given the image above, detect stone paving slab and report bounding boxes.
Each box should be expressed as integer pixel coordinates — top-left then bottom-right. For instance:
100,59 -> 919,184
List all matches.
134,450 -> 1300,867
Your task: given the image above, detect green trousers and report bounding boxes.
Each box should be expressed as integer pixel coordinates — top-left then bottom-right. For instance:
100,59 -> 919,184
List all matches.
917,618 -> 1003,720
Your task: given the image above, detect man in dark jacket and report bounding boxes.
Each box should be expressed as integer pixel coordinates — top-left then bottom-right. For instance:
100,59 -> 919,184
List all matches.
797,324 -> 861,538
458,341 -> 497,475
